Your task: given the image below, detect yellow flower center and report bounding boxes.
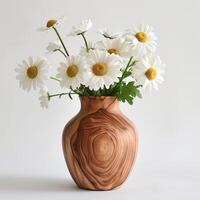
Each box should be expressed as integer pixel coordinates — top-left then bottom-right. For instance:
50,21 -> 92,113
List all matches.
135,32 -> 149,43
46,19 -> 57,28
92,63 -> 108,76
26,66 -> 38,79
66,64 -> 79,77
107,48 -> 120,55
145,67 -> 157,80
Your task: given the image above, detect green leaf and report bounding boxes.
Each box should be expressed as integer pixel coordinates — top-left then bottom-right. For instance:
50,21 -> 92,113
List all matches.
135,89 -> 142,98
123,70 -> 132,79
117,81 -> 142,105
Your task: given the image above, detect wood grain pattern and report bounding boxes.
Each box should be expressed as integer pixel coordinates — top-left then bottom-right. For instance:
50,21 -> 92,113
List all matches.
62,96 -> 138,190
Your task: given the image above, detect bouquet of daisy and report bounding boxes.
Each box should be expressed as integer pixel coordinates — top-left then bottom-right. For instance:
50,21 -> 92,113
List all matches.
15,17 -> 165,108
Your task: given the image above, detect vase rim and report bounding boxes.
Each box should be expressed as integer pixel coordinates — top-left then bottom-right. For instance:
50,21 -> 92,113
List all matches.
80,96 -> 117,99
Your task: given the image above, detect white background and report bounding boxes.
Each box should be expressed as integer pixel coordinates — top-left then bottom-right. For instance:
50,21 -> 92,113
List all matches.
0,0 -> 200,199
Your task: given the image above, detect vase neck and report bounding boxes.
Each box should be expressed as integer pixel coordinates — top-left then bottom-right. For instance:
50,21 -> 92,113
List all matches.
79,96 -> 120,113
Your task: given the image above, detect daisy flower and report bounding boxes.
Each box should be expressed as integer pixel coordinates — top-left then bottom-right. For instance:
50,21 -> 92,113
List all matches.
86,50 -> 122,90
125,24 -> 157,55
39,87 -> 49,109
37,16 -> 66,32
98,28 -> 120,39
15,56 -> 50,92
56,55 -> 86,89
46,41 -> 61,53
68,19 -> 92,36
132,55 -> 165,91
97,38 -> 133,58
80,41 -> 97,56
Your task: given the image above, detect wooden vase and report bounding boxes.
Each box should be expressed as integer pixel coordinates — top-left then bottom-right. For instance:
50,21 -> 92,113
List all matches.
62,96 -> 138,190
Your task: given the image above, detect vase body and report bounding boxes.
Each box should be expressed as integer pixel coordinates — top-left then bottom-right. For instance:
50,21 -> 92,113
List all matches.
62,96 -> 138,190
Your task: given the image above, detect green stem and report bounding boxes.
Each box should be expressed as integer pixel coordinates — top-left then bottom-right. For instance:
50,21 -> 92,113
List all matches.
48,92 -> 76,99
56,49 -> 67,57
80,33 -> 89,52
50,76 -> 60,82
53,27 -> 69,56
70,86 -> 83,95
129,60 -> 137,67
118,56 -> 133,86
103,34 -> 114,39
110,56 -> 133,95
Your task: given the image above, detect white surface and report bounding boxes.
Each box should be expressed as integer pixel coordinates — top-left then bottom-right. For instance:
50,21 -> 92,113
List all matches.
0,0 -> 200,199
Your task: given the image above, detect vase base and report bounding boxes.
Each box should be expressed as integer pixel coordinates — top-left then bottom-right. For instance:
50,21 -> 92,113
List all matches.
77,184 -> 122,191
